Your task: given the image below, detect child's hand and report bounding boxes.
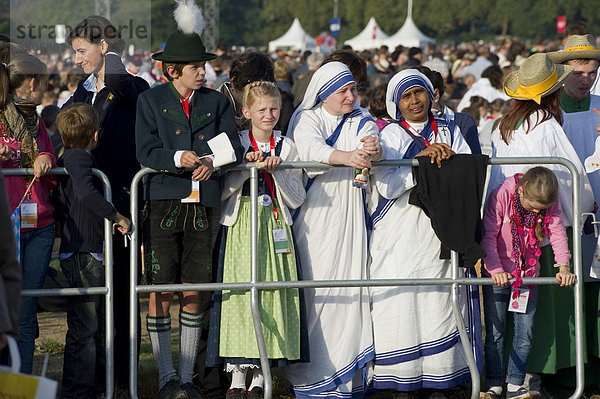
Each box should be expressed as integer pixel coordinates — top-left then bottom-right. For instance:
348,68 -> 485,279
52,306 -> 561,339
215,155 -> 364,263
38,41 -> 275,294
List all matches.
263,156 -> 282,172
245,151 -> 263,163
361,136 -> 382,161
556,266 -> 576,286
0,143 -> 12,161
180,150 -> 201,168
33,153 -> 52,177
491,272 -> 513,287
114,212 -> 131,234
192,158 -> 214,181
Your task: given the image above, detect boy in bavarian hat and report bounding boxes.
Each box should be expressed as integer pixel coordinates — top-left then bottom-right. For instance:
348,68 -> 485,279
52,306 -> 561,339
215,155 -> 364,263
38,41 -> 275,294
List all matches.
135,1 -> 243,398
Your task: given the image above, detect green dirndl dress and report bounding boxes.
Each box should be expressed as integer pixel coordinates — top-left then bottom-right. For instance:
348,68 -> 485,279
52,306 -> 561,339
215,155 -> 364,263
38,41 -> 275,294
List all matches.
218,195 -> 302,361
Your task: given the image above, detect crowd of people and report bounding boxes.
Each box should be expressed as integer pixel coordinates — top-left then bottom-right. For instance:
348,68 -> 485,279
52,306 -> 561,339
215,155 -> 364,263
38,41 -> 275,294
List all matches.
0,4 -> 600,399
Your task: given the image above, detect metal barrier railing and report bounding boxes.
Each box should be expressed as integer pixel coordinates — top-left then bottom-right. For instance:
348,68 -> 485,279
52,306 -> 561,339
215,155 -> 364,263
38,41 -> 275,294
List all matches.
5,167 -> 116,399
128,156 -> 584,399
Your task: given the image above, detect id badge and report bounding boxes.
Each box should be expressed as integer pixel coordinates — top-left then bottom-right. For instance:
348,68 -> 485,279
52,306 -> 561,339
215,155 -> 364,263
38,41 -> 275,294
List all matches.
20,199 -> 38,228
272,228 -> 291,254
508,287 -> 530,313
181,179 -> 200,203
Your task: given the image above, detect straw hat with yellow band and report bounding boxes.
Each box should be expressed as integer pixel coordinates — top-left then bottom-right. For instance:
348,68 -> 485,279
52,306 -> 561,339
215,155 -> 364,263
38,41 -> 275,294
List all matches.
548,34 -> 600,64
504,53 -> 573,104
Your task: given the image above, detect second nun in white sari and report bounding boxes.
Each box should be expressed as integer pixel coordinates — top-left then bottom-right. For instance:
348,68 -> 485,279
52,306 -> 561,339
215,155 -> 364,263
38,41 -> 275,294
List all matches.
369,69 -> 482,393
283,62 -> 382,398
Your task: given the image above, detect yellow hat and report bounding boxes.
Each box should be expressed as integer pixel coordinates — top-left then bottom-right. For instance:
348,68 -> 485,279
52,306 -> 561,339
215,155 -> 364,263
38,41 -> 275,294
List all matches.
548,34 -> 600,64
504,53 -> 573,104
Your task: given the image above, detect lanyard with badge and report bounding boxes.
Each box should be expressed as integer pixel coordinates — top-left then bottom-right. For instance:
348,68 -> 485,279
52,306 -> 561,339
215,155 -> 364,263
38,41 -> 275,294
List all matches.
18,177 -> 38,229
399,118 -> 438,147
508,199 -> 539,314
249,130 -> 290,254
179,92 -> 202,203
10,177 -> 36,264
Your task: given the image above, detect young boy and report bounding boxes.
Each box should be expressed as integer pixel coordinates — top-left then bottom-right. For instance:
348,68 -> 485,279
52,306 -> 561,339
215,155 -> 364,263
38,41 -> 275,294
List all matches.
135,23 -> 244,399
55,103 -> 130,399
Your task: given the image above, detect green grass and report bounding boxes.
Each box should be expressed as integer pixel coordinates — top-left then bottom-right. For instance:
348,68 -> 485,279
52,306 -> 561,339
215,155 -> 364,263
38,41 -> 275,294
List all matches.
37,338 -> 65,354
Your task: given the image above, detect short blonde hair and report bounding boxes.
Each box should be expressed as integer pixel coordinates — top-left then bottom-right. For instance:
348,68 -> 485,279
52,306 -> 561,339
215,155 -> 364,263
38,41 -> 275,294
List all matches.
273,60 -> 290,80
242,81 -> 281,110
56,103 -> 99,150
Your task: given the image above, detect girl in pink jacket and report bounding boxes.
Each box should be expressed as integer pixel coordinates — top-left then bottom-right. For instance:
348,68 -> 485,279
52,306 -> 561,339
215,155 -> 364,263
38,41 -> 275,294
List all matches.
480,166 -> 575,399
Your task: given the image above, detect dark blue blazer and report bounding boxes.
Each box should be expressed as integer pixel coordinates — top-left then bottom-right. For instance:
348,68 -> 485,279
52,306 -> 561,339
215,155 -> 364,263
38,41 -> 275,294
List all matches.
135,82 -> 243,206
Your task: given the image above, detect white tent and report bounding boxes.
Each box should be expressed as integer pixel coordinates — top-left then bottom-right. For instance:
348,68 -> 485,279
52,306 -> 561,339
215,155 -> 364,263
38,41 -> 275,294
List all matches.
268,18 -> 316,52
344,17 -> 389,51
383,1 -> 434,49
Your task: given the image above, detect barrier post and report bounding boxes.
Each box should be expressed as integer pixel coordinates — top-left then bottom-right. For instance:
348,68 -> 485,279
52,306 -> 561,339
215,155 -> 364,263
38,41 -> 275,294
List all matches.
488,157 -> 584,399
451,250 -> 480,399
129,170 -> 143,399
249,165 -> 274,399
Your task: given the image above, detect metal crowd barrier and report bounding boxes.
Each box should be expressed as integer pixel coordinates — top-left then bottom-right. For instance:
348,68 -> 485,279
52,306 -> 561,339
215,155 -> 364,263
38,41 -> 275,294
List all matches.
6,167 -> 116,399
128,156 -> 585,399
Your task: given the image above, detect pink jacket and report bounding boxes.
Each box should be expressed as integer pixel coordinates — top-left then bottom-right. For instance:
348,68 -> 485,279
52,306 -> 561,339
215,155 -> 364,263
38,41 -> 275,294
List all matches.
481,174 -> 571,277
1,119 -> 57,231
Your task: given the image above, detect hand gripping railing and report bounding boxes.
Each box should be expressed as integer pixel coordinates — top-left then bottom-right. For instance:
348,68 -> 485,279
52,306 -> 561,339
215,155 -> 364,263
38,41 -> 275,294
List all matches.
128,156 -> 584,399
5,167 -> 116,399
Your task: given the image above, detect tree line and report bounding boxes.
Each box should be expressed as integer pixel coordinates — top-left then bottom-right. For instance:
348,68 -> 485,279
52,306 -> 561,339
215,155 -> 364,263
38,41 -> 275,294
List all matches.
1,0 -> 599,51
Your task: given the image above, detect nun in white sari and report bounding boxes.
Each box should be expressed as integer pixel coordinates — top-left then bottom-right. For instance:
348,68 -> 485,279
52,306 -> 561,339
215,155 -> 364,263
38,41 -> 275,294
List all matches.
369,70 -> 482,392
283,62 -> 382,399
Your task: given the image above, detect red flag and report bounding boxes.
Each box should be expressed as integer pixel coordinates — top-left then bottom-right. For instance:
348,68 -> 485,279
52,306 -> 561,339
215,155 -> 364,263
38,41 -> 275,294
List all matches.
557,16 -> 566,34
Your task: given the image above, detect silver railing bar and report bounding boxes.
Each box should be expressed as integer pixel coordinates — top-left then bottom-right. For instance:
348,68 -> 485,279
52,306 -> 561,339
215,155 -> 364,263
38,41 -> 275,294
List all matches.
7,167 -> 115,399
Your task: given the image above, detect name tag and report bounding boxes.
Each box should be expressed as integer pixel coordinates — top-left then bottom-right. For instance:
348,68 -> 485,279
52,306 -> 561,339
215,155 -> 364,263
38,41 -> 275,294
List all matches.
272,228 -> 291,254
508,287 -> 530,313
20,199 -> 38,228
181,179 -> 200,203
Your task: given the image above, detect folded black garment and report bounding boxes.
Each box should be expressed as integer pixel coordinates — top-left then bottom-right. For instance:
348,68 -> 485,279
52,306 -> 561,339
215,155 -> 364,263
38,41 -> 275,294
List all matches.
408,154 -> 489,268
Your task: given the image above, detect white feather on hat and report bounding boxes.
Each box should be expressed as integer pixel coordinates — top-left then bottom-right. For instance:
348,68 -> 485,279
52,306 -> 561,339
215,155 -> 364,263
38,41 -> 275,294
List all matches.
174,0 -> 206,36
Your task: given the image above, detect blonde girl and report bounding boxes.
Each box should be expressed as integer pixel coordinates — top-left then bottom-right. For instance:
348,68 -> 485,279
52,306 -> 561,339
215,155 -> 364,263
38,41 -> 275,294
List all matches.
207,81 -> 307,399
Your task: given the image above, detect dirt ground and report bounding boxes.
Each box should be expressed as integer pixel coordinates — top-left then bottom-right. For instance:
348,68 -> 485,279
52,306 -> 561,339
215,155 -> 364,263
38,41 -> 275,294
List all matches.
35,294 -> 176,347
32,294 -> 183,398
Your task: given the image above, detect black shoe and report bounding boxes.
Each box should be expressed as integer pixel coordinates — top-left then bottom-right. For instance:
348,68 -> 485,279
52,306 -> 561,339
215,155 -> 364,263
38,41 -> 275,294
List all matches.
506,388 -> 532,399
159,378 -> 188,399
225,388 -> 247,399
248,387 -> 263,399
182,382 -> 203,399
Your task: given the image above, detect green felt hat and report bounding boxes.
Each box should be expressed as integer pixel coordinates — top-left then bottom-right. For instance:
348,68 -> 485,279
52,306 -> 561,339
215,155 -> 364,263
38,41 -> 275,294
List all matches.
152,30 -> 216,63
